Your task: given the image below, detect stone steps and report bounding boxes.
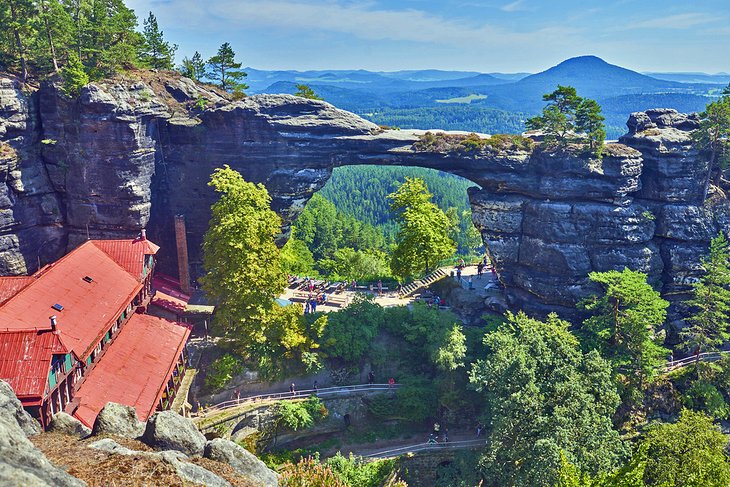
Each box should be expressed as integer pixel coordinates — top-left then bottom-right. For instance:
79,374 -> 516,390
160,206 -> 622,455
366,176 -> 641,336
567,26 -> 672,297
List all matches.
399,268 -> 448,298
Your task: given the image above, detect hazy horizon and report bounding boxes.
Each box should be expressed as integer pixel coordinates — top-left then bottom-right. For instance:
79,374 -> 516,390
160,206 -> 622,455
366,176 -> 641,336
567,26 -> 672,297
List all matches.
126,0 -> 729,73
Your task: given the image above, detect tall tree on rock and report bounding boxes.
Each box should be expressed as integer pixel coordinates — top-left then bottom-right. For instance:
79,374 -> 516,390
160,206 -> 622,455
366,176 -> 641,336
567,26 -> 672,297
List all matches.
579,268 -> 669,406
694,91 -> 730,198
388,177 -> 456,281
140,12 -> 176,70
179,51 -> 205,81
682,232 -> 730,367
207,42 -> 248,95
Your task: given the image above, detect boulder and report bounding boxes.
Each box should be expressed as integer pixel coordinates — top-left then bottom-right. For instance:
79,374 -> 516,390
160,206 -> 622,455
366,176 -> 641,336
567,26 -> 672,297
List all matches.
91,403 -> 145,439
0,382 -> 85,486
48,413 -> 91,439
142,410 -> 207,457
204,438 -> 279,487
0,380 -> 41,436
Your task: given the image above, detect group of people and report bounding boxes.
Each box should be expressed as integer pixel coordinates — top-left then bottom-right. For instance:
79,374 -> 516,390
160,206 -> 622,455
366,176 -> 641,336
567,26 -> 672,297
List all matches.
428,422 -> 449,443
304,292 -> 327,314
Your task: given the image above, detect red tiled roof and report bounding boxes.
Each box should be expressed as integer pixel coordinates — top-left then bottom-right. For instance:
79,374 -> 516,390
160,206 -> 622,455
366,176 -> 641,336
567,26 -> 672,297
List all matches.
151,274 -> 190,314
0,241 -> 142,360
92,239 -> 159,281
0,277 -> 37,305
0,330 -> 68,398
72,314 -> 190,427
151,291 -> 188,314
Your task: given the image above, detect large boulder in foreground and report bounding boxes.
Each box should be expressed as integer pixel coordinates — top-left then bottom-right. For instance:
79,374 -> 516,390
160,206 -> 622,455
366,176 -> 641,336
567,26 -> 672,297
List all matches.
0,381 -> 85,486
204,438 -> 279,487
0,381 -> 41,437
49,413 -> 91,439
91,403 -> 145,438
142,410 -> 207,456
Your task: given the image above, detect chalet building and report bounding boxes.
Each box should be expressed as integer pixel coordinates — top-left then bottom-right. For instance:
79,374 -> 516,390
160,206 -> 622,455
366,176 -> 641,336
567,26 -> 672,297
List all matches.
0,234 -> 191,429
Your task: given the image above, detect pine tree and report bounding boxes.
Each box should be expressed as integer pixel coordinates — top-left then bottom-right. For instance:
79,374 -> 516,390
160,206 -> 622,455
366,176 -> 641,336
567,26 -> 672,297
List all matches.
140,11 -> 176,70
179,51 -> 205,81
694,93 -> 730,197
576,98 -> 606,156
1,0 -> 36,81
60,51 -> 88,96
294,84 -> 323,100
206,42 -> 248,93
682,232 -> 730,362
34,0 -> 72,72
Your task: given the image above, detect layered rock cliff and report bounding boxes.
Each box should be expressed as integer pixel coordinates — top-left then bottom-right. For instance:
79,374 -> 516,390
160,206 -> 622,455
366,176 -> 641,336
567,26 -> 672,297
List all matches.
0,73 -> 724,324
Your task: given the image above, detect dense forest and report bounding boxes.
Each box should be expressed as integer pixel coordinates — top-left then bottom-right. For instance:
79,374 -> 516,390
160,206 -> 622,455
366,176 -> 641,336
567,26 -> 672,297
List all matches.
283,166 -> 483,281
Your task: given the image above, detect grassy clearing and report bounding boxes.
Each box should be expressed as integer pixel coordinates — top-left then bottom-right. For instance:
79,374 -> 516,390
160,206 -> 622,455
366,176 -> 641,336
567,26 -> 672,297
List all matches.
435,94 -> 488,104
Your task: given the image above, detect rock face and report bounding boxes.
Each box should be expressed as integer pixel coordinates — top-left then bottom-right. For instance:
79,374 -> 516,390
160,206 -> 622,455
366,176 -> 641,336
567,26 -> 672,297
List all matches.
142,410 -> 207,456
91,402 -> 145,438
0,73 -> 725,321
0,381 -> 85,486
204,438 -> 279,487
48,412 -> 91,439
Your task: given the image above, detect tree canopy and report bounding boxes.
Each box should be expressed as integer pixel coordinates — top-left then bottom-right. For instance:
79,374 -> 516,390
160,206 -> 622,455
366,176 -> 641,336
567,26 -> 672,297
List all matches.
388,177 -> 456,280
469,311 -> 626,487
526,85 -> 606,156
206,42 -> 248,95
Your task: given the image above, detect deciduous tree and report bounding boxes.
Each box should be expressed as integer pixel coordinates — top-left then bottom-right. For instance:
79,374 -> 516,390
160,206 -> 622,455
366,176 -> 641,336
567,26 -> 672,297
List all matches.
388,177 -> 456,280
469,311 -> 625,486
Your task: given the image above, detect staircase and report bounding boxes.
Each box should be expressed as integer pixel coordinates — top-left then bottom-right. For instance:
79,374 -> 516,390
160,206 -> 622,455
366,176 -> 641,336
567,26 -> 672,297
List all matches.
399,268 -> 448,298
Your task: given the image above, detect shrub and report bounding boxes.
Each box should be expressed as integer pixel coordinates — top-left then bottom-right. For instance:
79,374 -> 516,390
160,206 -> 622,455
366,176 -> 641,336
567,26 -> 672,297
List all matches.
684,381 -> 730,419
205,354 -> 243,390
278,396 -> 328,431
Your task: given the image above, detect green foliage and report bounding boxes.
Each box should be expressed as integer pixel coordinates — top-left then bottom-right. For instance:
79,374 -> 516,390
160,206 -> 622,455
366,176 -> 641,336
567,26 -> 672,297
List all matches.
294,84 -> 323,100
194,96 -> 208,111
413,131 -> 535,153
388,177 -> 456,280
324,453 -> 404,487
205,353 -> 243,390
277,396 -> 328,431
579,268 -> 669,404
179,51 -> 205,81
470,311 -> 626,486
526,85 -> 606,156
319,248 -> 390,282
682,232 -> 730,357
683,381 -> 730,419
432,324 -> 466,372
321,296 -> 384,362
316,165 -> 481,257
642,409 -> 730,486
281,238 -> 316,276
201,166 -> 323,377
60,52 -> 88,96
693,93 -> 730,185
139,11 -> 176,69
206,42 -> 248,92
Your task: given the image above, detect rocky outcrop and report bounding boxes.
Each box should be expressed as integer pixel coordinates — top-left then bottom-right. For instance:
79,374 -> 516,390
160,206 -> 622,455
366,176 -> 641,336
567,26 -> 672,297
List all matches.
91,402 -> 145,438
0,73 -> 724,321
48,413 -> 91,439
0,381 -> 85,486
142,410 -> 207,456
205,438 -> 279,487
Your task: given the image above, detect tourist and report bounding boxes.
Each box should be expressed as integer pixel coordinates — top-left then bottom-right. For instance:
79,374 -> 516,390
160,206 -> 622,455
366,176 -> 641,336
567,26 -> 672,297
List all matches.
468,276 -> 474,290
290,383 -> 296,396
477,262 -> 484,279
310,298 -> 317,313
368,370 -> 375,384
443,428 -> 449,442
476,423 -> 482,437
313,380 -> 319,395
388,377 -> 395,388
304,300 -> 310,314
456,267 -> 462,282
377,280 -> 383,296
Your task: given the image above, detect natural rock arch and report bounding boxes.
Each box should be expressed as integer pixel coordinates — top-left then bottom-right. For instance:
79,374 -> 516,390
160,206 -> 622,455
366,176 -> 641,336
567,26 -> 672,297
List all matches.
1,75 -> 725,320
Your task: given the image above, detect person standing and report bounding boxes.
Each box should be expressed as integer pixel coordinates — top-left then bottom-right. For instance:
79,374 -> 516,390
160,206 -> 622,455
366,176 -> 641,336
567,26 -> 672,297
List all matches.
377,280 -> 383,296
289,383 -> 296,396
368,370 -> 375,384
456,267 -> 462,282
313,380 -> 319,395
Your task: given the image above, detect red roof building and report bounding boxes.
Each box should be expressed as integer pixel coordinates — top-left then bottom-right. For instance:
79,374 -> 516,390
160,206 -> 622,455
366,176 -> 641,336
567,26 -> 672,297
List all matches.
0,234 -> 191,429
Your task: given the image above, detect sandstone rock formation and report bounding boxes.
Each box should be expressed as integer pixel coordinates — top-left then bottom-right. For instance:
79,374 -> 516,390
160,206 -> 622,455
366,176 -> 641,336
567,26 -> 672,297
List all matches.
205,438 -> 279,487
0,73 -> 725,322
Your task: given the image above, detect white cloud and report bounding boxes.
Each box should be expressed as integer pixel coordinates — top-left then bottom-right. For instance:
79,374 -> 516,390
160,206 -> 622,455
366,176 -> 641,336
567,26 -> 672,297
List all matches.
501,0 -> 526,13
623,12 -> 720,30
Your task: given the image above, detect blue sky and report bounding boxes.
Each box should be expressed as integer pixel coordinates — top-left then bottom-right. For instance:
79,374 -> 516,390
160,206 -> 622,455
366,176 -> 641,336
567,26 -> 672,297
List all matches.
126,0 -> 730,73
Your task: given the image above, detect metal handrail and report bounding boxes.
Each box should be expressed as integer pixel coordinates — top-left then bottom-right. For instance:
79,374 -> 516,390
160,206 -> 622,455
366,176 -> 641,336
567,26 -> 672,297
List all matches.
363,439 -> 485,459
195,383 -> 400,419
662,351 -> 730,371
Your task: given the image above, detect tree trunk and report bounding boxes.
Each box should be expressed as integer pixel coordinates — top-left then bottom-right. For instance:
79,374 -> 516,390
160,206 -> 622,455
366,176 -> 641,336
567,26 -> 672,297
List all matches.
9,4 -> 28,81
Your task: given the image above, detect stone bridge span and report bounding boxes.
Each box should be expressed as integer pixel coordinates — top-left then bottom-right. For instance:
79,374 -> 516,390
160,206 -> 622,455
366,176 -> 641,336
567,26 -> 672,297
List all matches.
1,74 -> 726,319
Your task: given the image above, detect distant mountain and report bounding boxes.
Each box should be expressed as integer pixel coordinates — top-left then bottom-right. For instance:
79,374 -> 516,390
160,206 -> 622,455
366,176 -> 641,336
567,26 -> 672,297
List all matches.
644,72 -> 730,85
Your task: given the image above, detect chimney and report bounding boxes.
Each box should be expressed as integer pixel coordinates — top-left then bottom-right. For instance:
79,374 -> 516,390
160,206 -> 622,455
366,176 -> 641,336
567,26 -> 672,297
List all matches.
174,215 -> 191,295
141,228 -> 147,240
50,315 -> 57,332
